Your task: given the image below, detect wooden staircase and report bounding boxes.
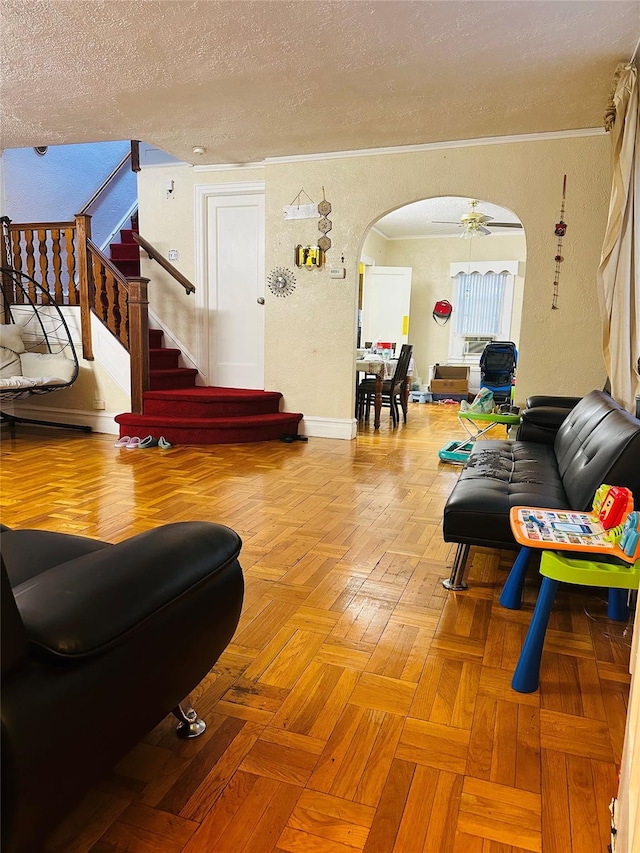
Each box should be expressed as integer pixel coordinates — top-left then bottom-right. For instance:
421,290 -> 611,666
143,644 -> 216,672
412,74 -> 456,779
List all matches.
4,212 -> 304,445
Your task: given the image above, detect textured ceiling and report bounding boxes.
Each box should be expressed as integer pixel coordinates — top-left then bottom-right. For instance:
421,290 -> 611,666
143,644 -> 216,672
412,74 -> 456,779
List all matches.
1,1 -> 638,164
375,197 -> 522,239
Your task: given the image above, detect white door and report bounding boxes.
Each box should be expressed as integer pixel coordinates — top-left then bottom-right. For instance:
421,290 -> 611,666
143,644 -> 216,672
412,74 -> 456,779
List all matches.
361,266 -> 412,352
205,190 -> 265,388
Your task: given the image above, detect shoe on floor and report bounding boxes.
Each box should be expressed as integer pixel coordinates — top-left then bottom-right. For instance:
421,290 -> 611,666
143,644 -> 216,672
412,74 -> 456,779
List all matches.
126,436 -> 142,449
114,435 -> 131,447
139,436 -> 159,449
158,436 -> 172,449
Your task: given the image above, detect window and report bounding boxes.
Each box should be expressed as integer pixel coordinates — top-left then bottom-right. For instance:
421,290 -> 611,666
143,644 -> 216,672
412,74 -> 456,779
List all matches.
448,260 -> 518,362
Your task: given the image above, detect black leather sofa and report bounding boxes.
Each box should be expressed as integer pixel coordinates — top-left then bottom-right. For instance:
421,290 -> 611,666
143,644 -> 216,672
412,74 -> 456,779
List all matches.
442,390 -> 640,589
1,521 -> 244,853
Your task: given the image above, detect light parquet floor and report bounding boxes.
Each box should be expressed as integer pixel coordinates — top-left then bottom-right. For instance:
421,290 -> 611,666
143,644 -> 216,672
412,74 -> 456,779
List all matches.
0,403 -> 632,853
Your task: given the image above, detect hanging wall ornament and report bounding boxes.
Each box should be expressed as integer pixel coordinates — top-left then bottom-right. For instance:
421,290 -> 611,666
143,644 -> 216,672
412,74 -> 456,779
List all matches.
551,175 -> 567,310
317,187 -> 332,252
267,267 -> 296,297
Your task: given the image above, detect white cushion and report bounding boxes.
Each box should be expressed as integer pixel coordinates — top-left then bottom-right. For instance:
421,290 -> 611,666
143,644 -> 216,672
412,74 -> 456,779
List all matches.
0,346 -> 22,378
20,352 -> 76,384
0,375 -> 62,389
0,324 -> 25,354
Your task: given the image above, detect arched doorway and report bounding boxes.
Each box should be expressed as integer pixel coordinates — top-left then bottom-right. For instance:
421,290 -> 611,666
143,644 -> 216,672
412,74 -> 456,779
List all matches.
357,196 -> 525,421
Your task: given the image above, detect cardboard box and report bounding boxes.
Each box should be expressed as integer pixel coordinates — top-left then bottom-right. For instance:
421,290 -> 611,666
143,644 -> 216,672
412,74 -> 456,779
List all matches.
430,365 -> 469,394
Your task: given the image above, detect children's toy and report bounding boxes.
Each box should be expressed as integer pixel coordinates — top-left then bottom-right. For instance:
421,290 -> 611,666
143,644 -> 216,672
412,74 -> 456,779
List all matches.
438,440 -> 474,464
438,405 -> 521,465
459,387 -> 494,414
597,485 -> 633,529
620,511 -> 640,558
509,484 -> 639,564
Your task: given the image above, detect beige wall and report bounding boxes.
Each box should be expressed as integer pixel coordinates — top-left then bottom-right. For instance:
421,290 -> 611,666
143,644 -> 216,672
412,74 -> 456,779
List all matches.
383,234 -> 526,387
19,357 -> 130,415
137,165 -> 265,360
138,133 -> 610,423
362,228 -> 389,264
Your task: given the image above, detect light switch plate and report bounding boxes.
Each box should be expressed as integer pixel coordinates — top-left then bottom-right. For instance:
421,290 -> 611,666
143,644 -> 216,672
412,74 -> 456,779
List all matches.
329,267 -> 346,279
168,249 -> 179,261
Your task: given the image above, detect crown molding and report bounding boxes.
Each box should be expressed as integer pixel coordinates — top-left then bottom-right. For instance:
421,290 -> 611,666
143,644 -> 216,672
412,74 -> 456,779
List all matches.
370,225 -> 389,240
151,127 -> 605,173
192,162 -> 265,173
263,127 -> 606,165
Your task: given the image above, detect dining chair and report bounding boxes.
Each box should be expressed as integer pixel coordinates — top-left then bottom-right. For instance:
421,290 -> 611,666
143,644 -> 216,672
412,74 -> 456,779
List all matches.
357,344 -> 413,426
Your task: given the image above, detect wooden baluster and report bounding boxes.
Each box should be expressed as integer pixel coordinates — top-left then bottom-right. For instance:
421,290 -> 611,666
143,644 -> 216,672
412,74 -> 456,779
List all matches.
127,277 -> 150,414
117,280 -> 129,348
10,230 -> 23,279
24,229 -> 35,284
7,230 -> 23,303
75,214 -> 94,360
65,228 -> 78,305
107,269 -> 120,339
38,228 -> 49,300
0,236 -> 14,317
51,229 -> 64,303
93,256 -> 107,325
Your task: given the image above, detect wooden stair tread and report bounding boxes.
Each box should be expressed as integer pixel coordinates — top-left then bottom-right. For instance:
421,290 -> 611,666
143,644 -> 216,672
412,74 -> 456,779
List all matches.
143,388 -> 283,401
116,412 -> 302,427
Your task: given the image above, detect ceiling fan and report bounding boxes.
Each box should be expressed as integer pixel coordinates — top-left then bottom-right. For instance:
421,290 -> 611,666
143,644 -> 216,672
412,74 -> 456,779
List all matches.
432,199 -> 523,237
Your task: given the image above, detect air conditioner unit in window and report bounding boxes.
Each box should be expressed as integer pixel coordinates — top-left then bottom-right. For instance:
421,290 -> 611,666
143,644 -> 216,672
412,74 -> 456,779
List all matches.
462,336 -> 495,356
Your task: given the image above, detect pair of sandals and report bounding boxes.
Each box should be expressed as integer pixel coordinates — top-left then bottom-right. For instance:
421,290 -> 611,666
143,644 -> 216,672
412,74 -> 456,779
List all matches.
115,435 -> 172,449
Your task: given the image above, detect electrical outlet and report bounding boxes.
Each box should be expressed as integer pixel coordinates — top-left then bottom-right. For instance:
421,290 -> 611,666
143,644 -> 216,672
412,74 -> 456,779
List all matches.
168,249 -> 179,262
92,400 -> 105,410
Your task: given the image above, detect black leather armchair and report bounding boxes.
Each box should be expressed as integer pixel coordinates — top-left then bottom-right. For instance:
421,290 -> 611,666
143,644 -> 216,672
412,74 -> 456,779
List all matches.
515,394 -> 583,444
1,521 -> 244,853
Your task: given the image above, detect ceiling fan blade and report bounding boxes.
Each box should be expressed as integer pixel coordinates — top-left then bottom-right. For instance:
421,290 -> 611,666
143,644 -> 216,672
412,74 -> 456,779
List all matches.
431,220 -> 461,224
487,222 -> 523,229
477,225 -> 492,236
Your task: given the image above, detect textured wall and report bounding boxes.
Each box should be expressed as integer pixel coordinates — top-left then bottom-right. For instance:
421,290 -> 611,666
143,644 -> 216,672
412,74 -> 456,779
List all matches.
2,141 -> 130,224
137,165 -> 265,364
138,133 -> 610,422
362,229 -> 389,264
384,234 -> 526,386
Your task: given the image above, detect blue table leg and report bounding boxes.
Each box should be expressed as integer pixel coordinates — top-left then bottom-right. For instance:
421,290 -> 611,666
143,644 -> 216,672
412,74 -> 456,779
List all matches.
607,588 -> 629,621
512,576 -> 559,693
500,547 -> 532,610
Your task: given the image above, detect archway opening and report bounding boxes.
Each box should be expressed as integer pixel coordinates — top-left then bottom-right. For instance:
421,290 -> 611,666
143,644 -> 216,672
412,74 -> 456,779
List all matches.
357,196 -> 525,412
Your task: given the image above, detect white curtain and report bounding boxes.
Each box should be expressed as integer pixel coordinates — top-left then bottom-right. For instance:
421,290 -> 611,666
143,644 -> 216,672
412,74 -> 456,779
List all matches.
596,62 -> 640,414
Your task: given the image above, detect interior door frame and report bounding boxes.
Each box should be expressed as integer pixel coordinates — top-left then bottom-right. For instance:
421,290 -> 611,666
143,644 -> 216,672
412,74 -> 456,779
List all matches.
193,181 -> 266,386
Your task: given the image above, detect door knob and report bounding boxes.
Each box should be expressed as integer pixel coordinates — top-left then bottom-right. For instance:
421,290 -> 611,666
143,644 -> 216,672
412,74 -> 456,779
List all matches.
257,297 -> 265,305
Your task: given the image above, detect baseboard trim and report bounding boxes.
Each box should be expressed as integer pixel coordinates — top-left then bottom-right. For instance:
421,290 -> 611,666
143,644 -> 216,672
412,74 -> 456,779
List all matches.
301,416 -> 356,440
6,403 -> 118,434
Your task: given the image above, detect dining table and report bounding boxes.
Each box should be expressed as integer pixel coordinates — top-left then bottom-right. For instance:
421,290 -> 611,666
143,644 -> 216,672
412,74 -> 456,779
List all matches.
355,355 -> 415,429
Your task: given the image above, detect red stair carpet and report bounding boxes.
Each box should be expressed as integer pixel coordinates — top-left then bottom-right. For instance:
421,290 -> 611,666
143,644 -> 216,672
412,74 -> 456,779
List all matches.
109,220 -> 141,279
115,328 -> 303,445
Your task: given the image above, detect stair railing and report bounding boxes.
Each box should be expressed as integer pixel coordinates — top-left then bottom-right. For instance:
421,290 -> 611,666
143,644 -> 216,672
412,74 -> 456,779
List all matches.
78,149 -> 132,217
3,214 -> 195,417
132,232 -> 195,294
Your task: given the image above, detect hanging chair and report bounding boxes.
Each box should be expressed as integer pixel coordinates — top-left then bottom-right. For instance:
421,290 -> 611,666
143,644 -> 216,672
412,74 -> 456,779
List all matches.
0,266 -> 90,433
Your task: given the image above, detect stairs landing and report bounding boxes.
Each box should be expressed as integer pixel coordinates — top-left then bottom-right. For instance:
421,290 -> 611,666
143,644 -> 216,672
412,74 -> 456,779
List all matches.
115,331 -> 303,445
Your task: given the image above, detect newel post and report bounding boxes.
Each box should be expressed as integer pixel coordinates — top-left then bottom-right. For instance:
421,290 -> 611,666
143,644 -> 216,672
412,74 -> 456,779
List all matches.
127,277 -> 150,415
75,213 -> 94,360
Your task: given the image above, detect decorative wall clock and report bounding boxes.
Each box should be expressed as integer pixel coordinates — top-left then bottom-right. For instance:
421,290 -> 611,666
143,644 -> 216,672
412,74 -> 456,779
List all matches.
267,267 -> 296,297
